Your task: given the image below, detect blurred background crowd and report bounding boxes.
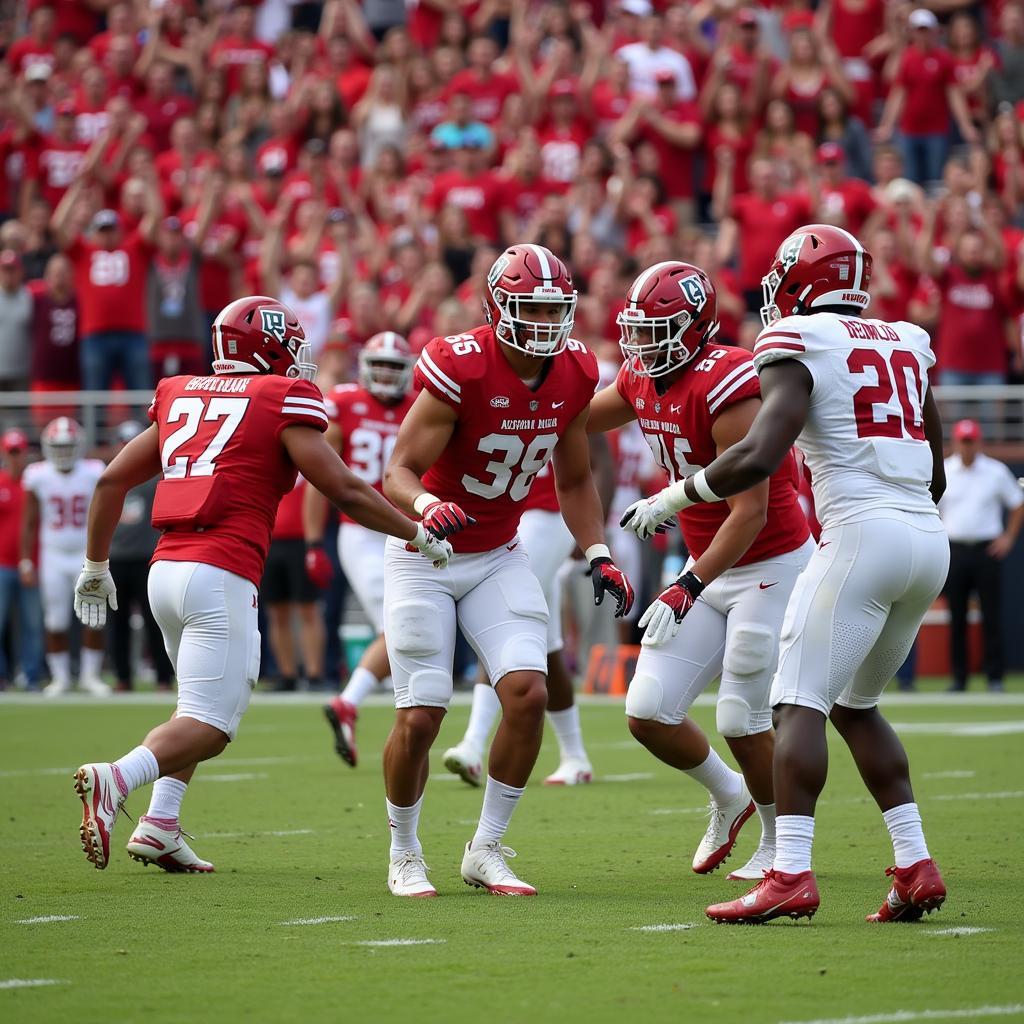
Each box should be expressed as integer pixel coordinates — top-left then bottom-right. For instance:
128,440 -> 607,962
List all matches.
0,0 -> 1022,695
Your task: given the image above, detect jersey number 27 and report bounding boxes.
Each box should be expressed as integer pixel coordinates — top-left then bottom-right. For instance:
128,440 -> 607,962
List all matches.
161,396 -> 250,478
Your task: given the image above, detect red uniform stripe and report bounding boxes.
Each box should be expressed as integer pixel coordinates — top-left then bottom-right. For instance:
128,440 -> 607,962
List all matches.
756,341 -> 805,353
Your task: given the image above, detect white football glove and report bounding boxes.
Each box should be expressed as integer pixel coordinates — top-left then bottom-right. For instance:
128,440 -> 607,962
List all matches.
74,559 -> 118,629
619,491 -> 677,541
407,523 -> 453,569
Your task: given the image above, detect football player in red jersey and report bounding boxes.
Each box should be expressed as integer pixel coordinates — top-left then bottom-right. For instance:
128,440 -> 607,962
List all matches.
69,297 -> 451,873
588,261 -> 814,882
380,244 -> 634,897
304,331 -> 417,767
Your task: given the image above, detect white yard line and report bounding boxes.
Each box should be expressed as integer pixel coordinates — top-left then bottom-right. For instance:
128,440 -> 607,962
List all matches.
15,915 -> 79,925
780,1005 -> 1024,1024
601,773 -> 655,783
890,722 -> 1024,736
278,916 -> 357,926
201,828 -> 314,839
349,939 -> 446,947
199,773 -> 269,783
923,771 -> 976,779
630,923 -> 697,932
931,791 -> 1024,802
925,927 -> 994,937
0,979 -> 66,989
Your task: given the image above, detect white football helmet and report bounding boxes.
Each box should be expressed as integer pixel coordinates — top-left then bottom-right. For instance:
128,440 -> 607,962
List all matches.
358,331 -> 414,401
41,416 -> 82,472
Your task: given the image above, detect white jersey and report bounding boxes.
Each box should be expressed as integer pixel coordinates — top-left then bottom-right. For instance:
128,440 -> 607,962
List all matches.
752,312 -> 938,529
23,458 -> 105,556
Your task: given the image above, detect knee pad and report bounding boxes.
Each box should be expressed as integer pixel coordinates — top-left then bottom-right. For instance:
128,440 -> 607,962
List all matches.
408,669 -> 452,707
723,624 -> 775,679
716,694 -> 753,738
495,632 -> 548,683
625,673 -> 665,722
389,601 -> 442,658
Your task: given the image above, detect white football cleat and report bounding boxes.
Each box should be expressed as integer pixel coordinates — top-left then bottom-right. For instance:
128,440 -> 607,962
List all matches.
461,840 -> 537,895
43,678 -> 70,698
126,816 -> 214,873
388,850 -> 437,897
543,758 -> 593,786
726,841 -> 776,881
80,675 -> 112,697
73,762 -> 127,870
691,785 -> 755,875
443,743 -> 483,788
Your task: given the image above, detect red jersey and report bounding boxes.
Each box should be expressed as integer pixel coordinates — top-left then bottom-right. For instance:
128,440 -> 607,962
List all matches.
209,36 -> 275,93
32,135 -> 88,208
271,477 -> 307,541
66,231 -> 153,335
444,70 -> 519,124
895,45 -> 954,136
935,264 -> 1011,376
523,462 -> 559,513
537,123 -> 590,184
818,178 -> 877,235
28,283 -> 79,384
729,191 -> 813,292
327,383 -> 415,525
147,373 -> 329,587
0,469 -> 25,569
615,346 -> 808,565
414,326 -> 598,553
427,170 -> 504,243
637,100 -> 702,200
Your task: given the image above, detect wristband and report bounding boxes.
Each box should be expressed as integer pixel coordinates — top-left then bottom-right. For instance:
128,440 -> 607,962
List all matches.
675,569 -> 705,598
411,522 -> 427,547
83,558 -> 109,572
585,543 -> 611,563
413,492 -> 441,516
662,478 -> 697,513
690,469 -> 723,503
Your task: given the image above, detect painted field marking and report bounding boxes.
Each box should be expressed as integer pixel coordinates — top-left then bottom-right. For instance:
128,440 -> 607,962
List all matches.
200,773 -> 269,783
0,767 -> 74,778
923,770 -> 976,780
430,773 -> 461,782
279,916 -> 357,926
779,1005 -> 1024,1024
630,923 -> 697,933
202,828 -> 314,839
602,773 -> 654,783
216,756 -> 312,767
925,927 -> 994,937
891,721 -> 1024,736
0,979 -> 66,989
349,939 -> 446,947
650,806 -> 708,816
932,791 -> 1024,802
15,915 -> 79,925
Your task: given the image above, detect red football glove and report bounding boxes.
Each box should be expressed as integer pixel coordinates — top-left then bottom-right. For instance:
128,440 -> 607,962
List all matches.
304,542 -> 333,589
589,556 -> 635,618
421,500 -> 475,540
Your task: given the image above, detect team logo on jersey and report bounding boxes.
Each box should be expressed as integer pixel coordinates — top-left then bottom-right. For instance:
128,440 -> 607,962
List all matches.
260,308 -> 287,342
490,396 -> 510,408
678,274 -> 708,311
636,398 -> 645,410
487,255 -> 511,287
654,402 -> 661,413
529,400 -> 539,412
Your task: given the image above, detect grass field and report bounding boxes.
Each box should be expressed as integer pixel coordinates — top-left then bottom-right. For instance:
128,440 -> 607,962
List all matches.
3,681 -> 1024,1024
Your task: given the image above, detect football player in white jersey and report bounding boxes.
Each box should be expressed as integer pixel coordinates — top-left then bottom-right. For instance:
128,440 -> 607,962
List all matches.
21,418 -> 109,696
620,225 -> 949,925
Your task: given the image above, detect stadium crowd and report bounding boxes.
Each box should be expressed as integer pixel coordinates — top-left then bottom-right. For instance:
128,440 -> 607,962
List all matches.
0,0 -> 1023,692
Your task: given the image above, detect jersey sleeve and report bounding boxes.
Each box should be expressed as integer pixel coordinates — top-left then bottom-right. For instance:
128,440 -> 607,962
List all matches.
277,378 -> 329,435
414,336 -> 465,408
706,352 -> 760,418
614,360 -> 632,402
147,378 -> 163,424
751,317 -> 828,390
21,461 -> 42,498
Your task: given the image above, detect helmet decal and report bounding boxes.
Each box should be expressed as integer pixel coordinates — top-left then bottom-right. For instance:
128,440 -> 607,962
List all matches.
260,308 -> 287,343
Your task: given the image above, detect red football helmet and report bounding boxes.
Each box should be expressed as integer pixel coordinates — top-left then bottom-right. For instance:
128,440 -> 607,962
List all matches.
211,295 -> 315,380
760,224 -> 872,328
618,261 -> 720,378
41,416 -> 82,472
484,244 -> 577,356
359,331 -> 414,401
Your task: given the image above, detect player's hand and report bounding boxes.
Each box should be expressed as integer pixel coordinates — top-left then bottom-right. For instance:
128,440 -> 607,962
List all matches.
619,491 -> 677,541
407,522 -> 454,569
74,559 -> 118,630
589,556 -> 635,618
421,500 -> 475,540
638,571 -> 705,648
304,542 -> 333,589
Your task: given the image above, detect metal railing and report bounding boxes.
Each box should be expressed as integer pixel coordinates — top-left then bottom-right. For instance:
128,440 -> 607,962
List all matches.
0,385 -> 1022,447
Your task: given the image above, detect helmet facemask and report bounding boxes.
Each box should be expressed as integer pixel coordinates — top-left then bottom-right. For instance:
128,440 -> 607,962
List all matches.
359,354 -> 412,401
492,290 -> 577,357
618,307 -> 718,378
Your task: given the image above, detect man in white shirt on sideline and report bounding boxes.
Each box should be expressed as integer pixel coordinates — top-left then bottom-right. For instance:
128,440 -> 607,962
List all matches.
615,2 -> 697,101
938,419 -> 1024,692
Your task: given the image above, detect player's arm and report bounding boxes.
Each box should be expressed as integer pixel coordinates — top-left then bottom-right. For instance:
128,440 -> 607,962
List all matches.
382,389 -> 475,539
922,387 -> 946,505
18,489 -> 39,587
588,433 -> 616,517
621,360 -> 812,537
75,426 -> 163,628
554,408 -> 634,617
586,383 -> 637,434
302,422 -> 341,587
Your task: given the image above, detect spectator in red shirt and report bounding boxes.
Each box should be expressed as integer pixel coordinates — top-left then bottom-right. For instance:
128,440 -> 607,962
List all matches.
864,226 -> 919,324
30,102 -> 88,210
876,8 -> 979,184
6,5 -> 56,77
28,252 -> 79,421
134,60 -> 195,153
536,80 -> 592,185
714,155 -> 813,313
814,141 -> 878,234
0,428 -> 43,691
426,138 -> 504,244
445,35 -> 520,124
209,5 -> 275,95
51,174 -> 161,392
948,12 -> 999,133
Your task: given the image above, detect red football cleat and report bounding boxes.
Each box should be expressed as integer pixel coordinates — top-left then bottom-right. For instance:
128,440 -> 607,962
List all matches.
706,869 -> 820,924
324,697 -> 358,767
866,858 -> 946,922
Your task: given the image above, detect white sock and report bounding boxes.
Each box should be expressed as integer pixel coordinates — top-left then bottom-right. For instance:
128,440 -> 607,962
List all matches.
683,749 -> 744,806
471,775 -> 525,850
547,704 -> 587,762
755,801 -> 777,845
882,802 -> 930,868
81,647 -> 104,681
775,814 -> 815,874
340,666 -> 378,707
47,650 -> 70,685
462,683 -> 501,755
146,777 -> 187,822
387,795 -> 423,858
113,745 -> 160,794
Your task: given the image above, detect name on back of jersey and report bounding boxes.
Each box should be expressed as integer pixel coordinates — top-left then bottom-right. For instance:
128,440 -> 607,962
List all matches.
183,375 -> 253,393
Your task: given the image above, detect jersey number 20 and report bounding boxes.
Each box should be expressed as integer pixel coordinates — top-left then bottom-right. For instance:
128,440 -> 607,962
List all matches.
848,349 -> 925,441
